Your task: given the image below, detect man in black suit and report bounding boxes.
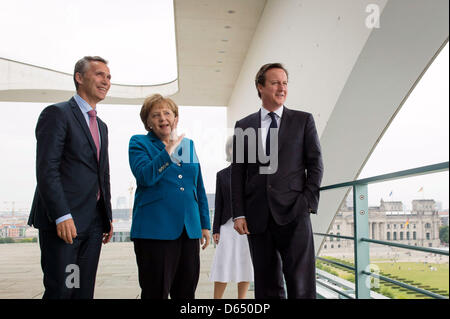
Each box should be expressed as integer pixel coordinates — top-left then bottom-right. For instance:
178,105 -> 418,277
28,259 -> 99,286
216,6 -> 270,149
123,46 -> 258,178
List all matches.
28,56 -> 114,299
232,63 -> 323,299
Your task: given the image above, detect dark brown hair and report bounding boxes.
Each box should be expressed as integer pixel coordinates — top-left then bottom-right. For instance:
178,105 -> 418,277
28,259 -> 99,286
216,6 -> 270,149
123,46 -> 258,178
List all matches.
255,63 -> 289,98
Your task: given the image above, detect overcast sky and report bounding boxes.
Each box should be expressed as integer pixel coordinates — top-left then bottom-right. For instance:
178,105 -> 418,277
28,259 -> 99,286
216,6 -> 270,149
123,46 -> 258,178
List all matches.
359,43 -> 449,210
0,0 -> 177,85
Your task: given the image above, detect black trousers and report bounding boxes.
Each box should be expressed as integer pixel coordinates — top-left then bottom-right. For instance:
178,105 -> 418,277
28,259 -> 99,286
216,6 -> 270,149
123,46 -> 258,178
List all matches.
38,209 -> 104,299
133,228 -> 200,299
247,212 -> 316,299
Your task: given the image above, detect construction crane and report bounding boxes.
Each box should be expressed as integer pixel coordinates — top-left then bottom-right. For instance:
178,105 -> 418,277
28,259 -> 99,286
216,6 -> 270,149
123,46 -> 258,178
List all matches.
3,201 -> 15,218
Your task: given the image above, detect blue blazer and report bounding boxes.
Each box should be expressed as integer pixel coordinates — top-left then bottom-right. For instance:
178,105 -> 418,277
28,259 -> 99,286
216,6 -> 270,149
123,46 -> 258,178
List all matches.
128,132 -> 210,240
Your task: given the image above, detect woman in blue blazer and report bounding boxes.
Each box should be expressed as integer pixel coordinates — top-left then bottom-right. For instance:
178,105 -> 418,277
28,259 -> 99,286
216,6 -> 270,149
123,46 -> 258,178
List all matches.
129,93 -> 211,299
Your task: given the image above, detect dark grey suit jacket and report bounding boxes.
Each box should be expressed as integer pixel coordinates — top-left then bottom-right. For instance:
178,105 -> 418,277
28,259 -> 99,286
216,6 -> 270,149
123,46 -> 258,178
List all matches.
231,106 -> 323,234
28,97 -> 112,234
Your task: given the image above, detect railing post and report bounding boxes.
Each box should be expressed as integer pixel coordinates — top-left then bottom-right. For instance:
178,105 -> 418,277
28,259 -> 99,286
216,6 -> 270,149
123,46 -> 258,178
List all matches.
353,184 -> 370,299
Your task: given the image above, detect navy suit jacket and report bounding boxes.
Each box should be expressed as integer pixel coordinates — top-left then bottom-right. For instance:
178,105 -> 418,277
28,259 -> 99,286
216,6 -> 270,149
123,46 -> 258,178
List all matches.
128,132 -> 210,240
212,165 -> 232,234
28,97 -> 112,233
231,106 -> 323,234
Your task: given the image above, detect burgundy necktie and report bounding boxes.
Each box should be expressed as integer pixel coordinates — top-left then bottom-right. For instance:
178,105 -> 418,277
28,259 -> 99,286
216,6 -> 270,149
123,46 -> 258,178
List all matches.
88,110 -> 100,161
88,110 -> 100,200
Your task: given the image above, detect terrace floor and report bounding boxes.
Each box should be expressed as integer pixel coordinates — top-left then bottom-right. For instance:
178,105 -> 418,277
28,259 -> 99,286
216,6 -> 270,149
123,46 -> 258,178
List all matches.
0,242 -> 254,299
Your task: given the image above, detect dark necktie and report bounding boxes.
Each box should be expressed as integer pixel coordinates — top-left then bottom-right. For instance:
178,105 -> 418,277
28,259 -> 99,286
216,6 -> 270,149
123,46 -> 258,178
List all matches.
266,112 -> 278,156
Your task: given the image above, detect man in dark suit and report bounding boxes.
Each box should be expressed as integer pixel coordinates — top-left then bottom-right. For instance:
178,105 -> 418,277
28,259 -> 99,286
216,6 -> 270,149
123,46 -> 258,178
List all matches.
28,56 -> 114,299
232,63 -> 323,299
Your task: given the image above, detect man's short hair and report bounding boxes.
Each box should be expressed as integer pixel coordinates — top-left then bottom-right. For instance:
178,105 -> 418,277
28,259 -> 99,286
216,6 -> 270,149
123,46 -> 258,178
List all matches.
73,56 -> 108,90
255,63 -> 289,98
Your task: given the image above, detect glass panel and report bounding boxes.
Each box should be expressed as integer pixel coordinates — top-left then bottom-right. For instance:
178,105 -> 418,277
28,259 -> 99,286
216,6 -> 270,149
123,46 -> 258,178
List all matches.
321,43 -> 449,299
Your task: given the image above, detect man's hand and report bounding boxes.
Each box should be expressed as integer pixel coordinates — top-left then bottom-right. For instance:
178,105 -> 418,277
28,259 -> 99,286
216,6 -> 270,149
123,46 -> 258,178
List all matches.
56,218 -> 77,244
201,229 -> 210,250
234,218 -> 250,235
212,233 -> 220,245
102,222 -> 113,244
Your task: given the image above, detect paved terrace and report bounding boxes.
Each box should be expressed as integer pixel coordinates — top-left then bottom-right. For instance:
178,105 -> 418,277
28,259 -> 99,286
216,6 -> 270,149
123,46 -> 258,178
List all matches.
0,242 -> 254,299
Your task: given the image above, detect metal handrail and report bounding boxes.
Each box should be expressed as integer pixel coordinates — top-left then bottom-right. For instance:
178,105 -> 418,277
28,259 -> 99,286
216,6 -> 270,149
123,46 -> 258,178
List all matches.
314,232 -> 354,241
315,161 -> 449,299
313,233 -> 450,256
316,256 -> 355,272
316,276 -> 355,299
320,161 -> 448,191
360,237 -> 449,256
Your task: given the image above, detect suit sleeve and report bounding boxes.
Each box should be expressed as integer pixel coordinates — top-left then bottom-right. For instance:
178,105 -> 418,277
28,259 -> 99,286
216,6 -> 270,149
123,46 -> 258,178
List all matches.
192,141 -> 211,230
128,135 -> 173,187
303,113 -> 324,213
231,121 -> 247,219
212,172 -> 223,234
35,105 -> 70,222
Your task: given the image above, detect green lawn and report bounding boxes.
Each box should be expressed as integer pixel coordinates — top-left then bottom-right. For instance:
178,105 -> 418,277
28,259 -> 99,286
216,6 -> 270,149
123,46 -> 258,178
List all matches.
374,262 -> 449,296
318,257 -> 449,299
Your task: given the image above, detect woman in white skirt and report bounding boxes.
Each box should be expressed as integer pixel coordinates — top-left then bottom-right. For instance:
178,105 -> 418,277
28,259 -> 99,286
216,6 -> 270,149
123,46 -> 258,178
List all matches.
210,138 -> 254,299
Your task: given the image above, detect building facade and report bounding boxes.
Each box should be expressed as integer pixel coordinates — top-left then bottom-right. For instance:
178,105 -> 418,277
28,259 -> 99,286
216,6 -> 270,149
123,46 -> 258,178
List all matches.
321,199 -> 443,253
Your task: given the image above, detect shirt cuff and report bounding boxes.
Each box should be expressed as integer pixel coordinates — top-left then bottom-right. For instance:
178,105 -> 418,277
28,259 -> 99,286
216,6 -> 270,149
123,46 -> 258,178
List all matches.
55,213 -> 73,224
233,216 -> 246,221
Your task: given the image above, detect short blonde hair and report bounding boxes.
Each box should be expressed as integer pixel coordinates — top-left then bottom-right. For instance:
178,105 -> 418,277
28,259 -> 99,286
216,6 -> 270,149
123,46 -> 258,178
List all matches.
140,94 -> 179,131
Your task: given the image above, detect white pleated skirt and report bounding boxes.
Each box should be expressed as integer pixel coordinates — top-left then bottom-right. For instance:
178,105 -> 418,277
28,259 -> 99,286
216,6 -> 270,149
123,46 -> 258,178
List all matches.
209,218 -> 254,283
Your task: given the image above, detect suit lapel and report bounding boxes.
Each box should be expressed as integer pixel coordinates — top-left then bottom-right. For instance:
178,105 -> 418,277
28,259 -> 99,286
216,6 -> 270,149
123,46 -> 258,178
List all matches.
253,110 -> 264,159
98,118 -> 107,168
244,110 -> 264,163
277,106 -> 292,153
147,131 -> 166,150
70,97 -> 100,165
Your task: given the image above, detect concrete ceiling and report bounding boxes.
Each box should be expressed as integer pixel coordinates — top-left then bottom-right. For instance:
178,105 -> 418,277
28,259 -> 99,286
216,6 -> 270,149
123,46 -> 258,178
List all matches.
171,0 -> 266,106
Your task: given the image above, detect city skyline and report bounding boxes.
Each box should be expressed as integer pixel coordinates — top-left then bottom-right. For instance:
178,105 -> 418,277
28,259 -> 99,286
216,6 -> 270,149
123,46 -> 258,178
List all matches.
1,194 -> 449,214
